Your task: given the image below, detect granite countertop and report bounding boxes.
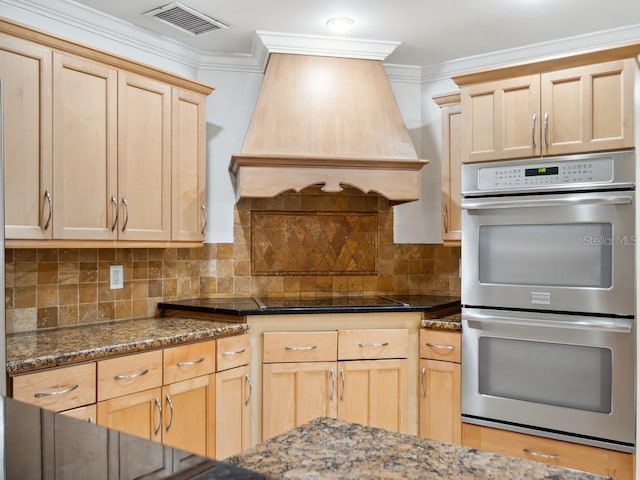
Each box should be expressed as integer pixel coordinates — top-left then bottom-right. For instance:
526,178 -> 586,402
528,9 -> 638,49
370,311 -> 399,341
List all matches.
422,312 -> 462,331
6,317 -> 247,374
159,294 -> 461,316
226,417 -> 606,480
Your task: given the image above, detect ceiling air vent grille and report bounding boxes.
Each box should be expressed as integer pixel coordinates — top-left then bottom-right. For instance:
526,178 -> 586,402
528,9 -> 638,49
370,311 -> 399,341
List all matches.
144,2 -> 228,36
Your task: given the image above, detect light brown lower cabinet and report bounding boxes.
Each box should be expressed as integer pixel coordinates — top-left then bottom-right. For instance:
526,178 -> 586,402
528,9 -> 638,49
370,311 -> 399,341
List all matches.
215,364 -> 251,459
337,359 -> 407,433
462,423 -> 634,480
262,361 -> 337,441
162,374 -> 215,457
97,387 -> 163,442
418,328 -> 461,445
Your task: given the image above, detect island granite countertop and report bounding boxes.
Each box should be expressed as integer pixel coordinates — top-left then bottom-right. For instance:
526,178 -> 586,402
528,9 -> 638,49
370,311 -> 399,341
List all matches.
226,417 -> 605,480
6,316 -> 247,374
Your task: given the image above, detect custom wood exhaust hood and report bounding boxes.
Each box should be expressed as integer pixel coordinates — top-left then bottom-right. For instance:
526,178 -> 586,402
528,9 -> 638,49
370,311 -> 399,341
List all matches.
229,53 -> 428,202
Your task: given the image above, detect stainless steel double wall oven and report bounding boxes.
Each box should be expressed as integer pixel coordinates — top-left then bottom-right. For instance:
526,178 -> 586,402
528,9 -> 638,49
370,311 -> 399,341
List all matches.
461,150 -> 636,453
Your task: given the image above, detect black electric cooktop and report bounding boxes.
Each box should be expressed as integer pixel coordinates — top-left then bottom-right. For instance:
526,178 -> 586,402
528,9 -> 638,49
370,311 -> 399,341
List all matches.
158,294 -> 460,316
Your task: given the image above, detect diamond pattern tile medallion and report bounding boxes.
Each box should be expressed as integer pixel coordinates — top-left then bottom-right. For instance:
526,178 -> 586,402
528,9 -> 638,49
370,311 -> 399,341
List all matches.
252,211 -> 378,275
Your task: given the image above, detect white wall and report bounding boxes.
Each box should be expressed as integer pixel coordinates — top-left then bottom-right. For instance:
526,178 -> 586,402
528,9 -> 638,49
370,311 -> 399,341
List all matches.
196,69 -> 263,243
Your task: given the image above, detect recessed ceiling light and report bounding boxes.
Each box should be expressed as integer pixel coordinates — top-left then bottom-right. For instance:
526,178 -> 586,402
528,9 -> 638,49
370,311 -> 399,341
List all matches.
326,17 -> 354,34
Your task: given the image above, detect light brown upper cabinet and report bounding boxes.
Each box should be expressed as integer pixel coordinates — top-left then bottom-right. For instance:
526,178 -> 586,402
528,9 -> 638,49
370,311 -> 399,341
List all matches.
433,93 -> 462,246
52,52 -> 118,240
0,19 -> 213,246
0,34 -> 53,240
459,58 -> 635,163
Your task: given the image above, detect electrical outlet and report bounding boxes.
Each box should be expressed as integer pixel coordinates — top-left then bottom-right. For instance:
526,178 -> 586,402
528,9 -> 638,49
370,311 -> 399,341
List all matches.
110,265 -> 124,290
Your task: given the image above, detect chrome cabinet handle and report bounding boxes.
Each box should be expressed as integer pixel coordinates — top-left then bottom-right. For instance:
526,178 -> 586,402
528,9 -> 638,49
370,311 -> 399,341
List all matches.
121,197 -> 129,232
358,342 -> 389,348
87,416 -> 94,424
531,112 -> 537,148
543,112 -> 549,148
340,368 -> 345,402
34,384 -> 78,398
222,348 -> 246,357
420,367 -> 427,398
285,345 -> 317,351
165,394 -> 174,433
110,196 -> 119,232
201,203 -> 207,235
114,368 -> 149,381
176,357 -> 205,367
244,375 -> 252,406
523,448 -> 560,460
154,396 -> 162,437
43,190 -> 52,231
329,368 -> 335,401
442,204 -> 448,234
425,342 -> 456,351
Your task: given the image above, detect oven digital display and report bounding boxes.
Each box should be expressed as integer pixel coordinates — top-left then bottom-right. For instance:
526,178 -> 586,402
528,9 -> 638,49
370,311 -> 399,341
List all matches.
525,166 -> 559,177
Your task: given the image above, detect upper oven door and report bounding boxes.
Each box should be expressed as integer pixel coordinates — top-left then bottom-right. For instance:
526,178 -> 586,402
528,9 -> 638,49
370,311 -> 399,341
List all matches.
461,189 -> 635,316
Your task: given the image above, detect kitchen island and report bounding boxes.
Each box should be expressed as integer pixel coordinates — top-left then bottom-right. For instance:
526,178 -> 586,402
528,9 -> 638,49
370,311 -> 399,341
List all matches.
226,417 -> 606,479
3,395 -> 605,479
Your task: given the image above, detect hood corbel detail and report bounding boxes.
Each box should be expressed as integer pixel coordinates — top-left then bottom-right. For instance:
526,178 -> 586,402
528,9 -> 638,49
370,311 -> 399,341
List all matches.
230,52 -> 428,202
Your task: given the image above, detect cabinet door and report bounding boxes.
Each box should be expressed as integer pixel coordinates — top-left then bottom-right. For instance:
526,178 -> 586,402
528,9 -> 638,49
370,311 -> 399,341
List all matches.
172,88 -> 207,241
262,361 -> 338,441
440,103 -> 462,244
52,52 -> 118,240
215,365 -> 251,459
162,374 -> 214,457
462,75 -> 540,163
97,387 -> 163,442
419,359 -> 461,444
337,359 -> 408,433
0,35 -> 53,239
541,59 -> 635,155
118,72 -> 171,241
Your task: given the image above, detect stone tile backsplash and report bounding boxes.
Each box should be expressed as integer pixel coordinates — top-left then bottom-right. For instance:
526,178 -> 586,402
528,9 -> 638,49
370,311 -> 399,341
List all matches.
5,187 -> 460,333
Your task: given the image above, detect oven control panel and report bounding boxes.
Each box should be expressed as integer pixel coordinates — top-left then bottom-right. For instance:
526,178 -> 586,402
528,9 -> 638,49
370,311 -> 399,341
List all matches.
477,157 -> 614,191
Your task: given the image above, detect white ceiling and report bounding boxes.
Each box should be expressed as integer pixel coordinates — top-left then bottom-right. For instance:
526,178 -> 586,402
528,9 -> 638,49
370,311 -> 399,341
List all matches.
67,0 -> 640,65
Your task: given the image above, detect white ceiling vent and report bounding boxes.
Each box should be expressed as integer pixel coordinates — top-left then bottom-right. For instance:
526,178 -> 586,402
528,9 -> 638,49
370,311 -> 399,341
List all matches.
144,2 -> 228,36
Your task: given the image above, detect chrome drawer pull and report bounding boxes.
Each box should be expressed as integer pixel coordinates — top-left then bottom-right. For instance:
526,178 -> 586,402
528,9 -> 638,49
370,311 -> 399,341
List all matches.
165,394 -> 174,432
222,348 -> 246,357
523,448 -> 560,460
244,375 -> 252,406
285,345 -> 317,351
121,197 -> 129,232
420,367 -> 427,398
110,196 -> 118,232
176,357 -> 205,367
34,384 -> 78,398
43,190 -> 52,231
114,368 -> 149,381
329,368 -> 335,401
425,342 -> 456,351
154,396 -> 162,437
358,342 -> 389,348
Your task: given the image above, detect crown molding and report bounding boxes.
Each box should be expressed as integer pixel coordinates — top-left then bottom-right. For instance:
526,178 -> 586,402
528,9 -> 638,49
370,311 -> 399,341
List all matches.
383,63 -> 422,84
256,30 -> 400,61
421,22 -> 640,83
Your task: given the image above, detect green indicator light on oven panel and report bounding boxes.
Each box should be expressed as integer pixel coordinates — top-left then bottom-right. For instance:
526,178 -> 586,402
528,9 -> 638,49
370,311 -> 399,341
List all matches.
538,167 -> 547,174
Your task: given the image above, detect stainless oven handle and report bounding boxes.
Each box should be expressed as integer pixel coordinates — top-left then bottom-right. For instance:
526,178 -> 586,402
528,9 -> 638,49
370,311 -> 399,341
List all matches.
464,311 -> 632,333
462,194 -> 632,211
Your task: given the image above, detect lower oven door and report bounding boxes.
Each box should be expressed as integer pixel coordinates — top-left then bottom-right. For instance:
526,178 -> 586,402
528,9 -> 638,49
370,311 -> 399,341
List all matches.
462,307 -> 635,452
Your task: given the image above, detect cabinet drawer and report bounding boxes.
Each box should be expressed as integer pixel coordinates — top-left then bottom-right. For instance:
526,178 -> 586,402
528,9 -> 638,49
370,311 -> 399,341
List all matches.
12,362 -> 96,412
217,334 -> 249,371
263,331 -> 337,363
164,340 -> 216,384
420,329 -> 461,362
462,424 -> 634,479
98,350 -> 163,401
338,329 -> 408,360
